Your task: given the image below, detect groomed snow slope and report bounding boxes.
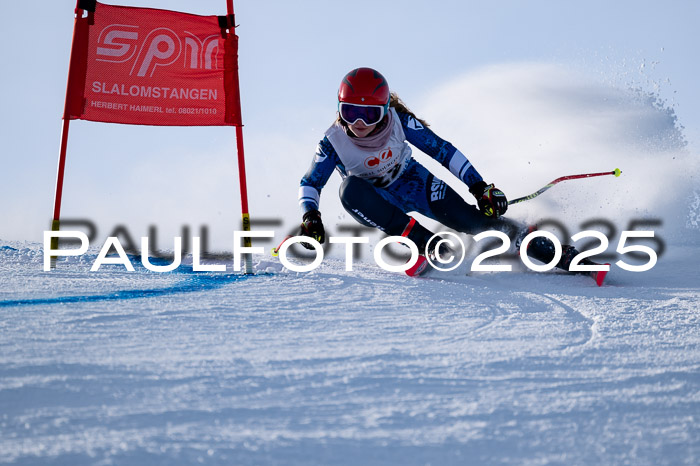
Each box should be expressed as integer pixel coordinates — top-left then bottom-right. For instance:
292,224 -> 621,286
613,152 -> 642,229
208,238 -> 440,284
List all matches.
2,63 -> 699,465
0,243 -> 698,465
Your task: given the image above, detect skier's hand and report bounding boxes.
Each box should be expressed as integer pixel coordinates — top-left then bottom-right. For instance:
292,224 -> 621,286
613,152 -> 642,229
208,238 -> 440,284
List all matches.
300,210 -> 325,249
470,181 -> 508,218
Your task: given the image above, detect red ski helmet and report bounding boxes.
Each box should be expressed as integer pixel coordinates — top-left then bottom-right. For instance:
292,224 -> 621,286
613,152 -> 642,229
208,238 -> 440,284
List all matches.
338,67 -> 390,106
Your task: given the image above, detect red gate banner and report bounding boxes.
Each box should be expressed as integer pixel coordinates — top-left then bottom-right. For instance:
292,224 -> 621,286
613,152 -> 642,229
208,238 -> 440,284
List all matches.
65,2 -> 241,126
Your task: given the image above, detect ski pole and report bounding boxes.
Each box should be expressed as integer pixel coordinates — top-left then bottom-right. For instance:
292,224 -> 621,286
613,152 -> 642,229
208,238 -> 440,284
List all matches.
508,168 -> 621,205
271,224 -> 306,257
271,234 -> 295,257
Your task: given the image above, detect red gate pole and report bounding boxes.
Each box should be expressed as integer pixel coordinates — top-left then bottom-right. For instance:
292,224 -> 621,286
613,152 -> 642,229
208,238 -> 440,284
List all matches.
51,1 -> 87,268
51,118 -> 71,247
226,0 -> 254,274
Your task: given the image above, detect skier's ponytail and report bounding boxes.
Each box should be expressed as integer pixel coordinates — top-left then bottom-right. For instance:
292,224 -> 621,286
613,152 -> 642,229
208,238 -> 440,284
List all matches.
389,92 -> 430,128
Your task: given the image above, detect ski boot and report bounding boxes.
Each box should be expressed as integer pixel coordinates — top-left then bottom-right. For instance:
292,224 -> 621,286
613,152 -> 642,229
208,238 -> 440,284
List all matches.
516,226 -> 610,286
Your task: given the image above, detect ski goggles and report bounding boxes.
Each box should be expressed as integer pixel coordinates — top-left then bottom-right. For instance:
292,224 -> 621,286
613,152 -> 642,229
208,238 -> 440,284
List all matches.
338,102 -> 389,126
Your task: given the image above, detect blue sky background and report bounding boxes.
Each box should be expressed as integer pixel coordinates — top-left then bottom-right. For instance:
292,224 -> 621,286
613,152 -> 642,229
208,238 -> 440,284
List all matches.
0,0 -> 697,249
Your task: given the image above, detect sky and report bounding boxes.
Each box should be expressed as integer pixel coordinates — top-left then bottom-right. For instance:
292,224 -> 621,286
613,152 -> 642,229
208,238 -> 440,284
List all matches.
0,0 -> 698,252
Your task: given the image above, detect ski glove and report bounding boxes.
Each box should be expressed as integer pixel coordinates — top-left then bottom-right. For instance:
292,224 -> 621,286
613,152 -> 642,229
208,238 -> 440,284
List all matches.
300,209 -> 325,249
470,181 -> 508,218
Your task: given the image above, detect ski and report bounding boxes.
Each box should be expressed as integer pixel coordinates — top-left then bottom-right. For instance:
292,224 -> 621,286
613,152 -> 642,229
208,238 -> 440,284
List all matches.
590,264 -> 610,287
405,255 -> 430,277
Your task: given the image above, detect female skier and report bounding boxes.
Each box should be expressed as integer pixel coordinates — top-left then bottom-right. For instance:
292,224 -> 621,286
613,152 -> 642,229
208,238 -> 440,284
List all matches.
297,67 -> 598,279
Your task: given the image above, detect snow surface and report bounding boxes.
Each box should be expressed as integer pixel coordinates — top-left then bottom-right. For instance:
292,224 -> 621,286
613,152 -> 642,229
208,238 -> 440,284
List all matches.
2,63 -> 700,464
1,241 -> 699,465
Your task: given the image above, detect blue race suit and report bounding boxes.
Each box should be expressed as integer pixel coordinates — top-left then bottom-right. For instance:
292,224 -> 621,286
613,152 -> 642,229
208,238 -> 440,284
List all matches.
297,109 -> 591,270
298,109 -> 516,241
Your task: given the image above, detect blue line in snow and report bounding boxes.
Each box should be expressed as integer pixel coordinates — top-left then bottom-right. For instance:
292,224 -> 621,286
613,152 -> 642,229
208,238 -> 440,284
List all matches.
0,272 -> 256,308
